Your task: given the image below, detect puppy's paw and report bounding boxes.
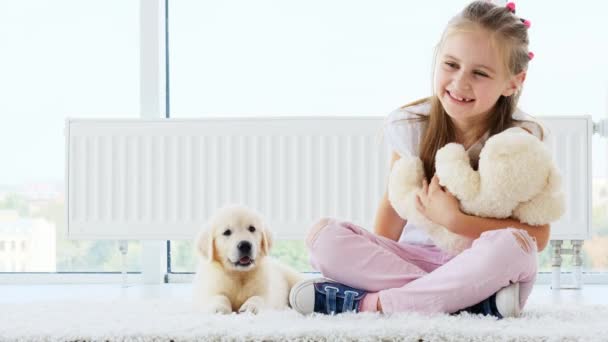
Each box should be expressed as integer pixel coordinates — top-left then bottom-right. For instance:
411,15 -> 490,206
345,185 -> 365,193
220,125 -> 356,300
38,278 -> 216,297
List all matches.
238,302 -> 260,314
202,295 -> 233,314
208,303 -> 232,315
239,296 -> 264,314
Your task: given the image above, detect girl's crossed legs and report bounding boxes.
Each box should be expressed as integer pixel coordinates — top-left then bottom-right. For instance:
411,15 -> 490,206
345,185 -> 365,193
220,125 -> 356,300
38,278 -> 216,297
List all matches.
306,218 -> 537,314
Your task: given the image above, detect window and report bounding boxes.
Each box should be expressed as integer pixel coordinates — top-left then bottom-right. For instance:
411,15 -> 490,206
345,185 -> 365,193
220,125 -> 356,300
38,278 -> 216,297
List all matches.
0,0 -> 142,273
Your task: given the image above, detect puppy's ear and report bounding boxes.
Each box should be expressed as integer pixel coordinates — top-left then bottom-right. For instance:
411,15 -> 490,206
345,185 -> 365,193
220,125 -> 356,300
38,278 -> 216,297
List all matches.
261,225 -> 274,256
196,229 -> 215,261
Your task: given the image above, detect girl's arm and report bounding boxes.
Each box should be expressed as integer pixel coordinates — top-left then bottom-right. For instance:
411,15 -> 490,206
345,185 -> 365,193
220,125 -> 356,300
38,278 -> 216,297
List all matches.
446,213 -> 551,252
374,151 -> 407,241
416,175 -> 551,252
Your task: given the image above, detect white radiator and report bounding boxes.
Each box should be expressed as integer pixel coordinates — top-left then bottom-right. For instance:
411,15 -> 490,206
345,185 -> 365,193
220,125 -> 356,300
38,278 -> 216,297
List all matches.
65,116 -> 592,242
66,118 -> 388,240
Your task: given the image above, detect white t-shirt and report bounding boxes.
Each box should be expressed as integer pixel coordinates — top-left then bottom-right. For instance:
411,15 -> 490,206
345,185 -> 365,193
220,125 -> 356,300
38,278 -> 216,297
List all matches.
383,100 -> 546,245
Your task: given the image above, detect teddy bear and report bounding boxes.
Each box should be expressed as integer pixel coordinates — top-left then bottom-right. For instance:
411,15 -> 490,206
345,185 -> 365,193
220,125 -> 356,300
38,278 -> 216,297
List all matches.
388,127 -> 565,255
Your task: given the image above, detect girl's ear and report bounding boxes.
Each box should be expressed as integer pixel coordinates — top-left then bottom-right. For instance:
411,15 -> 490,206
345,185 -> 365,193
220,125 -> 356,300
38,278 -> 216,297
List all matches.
502,71 -> 526,97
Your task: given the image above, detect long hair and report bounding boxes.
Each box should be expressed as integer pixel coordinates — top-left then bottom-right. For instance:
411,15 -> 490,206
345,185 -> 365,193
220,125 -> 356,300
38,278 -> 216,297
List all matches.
402,1 -> 540,181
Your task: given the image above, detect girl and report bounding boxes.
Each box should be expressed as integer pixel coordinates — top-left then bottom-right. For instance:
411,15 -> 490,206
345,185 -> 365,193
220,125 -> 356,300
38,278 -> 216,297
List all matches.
289,1 -> 547,318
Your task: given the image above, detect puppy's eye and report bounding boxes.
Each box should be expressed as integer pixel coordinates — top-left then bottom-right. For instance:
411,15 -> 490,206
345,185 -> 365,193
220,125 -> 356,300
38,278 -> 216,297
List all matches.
248,225 -> 256,233
223,229 -> 232,236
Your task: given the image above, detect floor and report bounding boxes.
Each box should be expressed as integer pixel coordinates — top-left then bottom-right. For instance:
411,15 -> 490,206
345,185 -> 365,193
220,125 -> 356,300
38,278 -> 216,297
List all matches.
1,283 -> 608,306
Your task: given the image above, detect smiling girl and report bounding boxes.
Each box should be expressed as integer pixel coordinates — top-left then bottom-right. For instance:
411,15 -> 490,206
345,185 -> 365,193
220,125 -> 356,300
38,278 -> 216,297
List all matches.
289,1 -> 545,319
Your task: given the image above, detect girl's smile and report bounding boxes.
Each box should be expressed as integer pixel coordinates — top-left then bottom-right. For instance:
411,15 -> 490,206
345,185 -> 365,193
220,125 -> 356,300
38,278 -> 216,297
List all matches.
446,90 -> 475,104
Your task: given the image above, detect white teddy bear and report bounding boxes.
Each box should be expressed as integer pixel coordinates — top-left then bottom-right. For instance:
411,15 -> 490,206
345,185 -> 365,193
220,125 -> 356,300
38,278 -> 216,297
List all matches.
388,127 -> 565,255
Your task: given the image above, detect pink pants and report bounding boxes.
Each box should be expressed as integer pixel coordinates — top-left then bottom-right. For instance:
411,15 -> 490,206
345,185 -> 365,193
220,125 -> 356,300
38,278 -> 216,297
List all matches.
307,218 -> 538,314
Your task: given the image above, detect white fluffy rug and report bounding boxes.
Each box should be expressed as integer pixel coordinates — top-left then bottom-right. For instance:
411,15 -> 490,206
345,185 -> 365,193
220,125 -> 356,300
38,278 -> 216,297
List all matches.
1,299 -> 606,342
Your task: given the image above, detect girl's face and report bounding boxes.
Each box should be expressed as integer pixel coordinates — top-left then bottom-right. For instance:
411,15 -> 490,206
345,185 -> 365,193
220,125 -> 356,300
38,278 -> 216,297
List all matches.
434,28 -> 525,127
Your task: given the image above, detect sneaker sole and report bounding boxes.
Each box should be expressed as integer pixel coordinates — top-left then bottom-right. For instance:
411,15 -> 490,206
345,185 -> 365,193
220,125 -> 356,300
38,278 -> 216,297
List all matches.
513,282 -> 521,317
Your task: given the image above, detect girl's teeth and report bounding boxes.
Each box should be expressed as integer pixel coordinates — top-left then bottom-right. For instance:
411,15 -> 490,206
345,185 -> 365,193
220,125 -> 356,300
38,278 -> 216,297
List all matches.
450,92 -> 472,102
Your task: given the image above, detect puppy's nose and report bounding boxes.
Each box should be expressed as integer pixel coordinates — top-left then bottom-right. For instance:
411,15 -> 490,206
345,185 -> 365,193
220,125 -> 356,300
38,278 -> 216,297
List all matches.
237,241 -> 252,254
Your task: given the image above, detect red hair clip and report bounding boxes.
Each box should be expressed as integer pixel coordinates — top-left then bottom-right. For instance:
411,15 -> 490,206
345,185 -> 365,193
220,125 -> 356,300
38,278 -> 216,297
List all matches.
520,18 -> 531,28
528,52 -> 535,61
506,2 -> 516,13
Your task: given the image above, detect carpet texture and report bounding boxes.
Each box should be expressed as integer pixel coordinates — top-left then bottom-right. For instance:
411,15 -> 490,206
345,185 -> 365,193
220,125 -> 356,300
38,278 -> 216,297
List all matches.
1,299 -> 606,341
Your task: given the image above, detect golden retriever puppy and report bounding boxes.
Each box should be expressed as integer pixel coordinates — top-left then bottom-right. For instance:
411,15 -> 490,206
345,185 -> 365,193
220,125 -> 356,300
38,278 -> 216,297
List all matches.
192,205 -> 304,314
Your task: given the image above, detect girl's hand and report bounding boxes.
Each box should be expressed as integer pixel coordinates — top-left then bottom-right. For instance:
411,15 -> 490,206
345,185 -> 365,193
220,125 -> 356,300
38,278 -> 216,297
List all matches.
416,174 -> 462,230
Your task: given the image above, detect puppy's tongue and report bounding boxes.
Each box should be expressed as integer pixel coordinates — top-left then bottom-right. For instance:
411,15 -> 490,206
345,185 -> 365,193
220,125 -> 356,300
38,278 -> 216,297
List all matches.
239,256 -> 251,264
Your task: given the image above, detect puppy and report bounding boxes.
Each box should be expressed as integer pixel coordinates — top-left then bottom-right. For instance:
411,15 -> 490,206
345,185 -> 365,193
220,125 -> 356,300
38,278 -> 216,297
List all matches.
192,205 -> 304,314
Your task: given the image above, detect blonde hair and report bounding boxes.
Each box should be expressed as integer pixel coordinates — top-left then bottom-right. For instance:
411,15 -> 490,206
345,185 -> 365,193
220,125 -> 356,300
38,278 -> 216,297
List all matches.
401,1 -> 540,181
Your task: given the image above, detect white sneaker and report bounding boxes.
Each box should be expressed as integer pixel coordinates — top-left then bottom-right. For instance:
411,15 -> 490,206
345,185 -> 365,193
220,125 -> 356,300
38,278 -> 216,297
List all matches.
495,282 -> 521,318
